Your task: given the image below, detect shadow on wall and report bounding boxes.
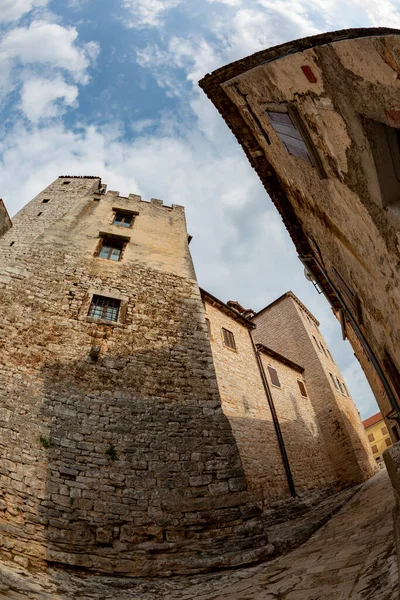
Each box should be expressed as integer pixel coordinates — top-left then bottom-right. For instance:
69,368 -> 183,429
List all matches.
36,344 -> 268,575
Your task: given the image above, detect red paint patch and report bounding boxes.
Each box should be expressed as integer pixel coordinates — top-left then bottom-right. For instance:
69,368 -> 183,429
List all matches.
301,65 -> 317,83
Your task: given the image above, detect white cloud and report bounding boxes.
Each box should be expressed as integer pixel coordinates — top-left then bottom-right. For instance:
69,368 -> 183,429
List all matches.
122,0 -> 183,28
20,75 -> 78,122
0,20 -> 99,84
0,0 -> 49,23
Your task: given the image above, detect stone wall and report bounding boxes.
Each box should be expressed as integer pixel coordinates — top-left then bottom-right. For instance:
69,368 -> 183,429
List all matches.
0,199 -> 11,239
252,294 -> 377,486
258,349 -> 336,496
0,176 -> 269,575
203,297 -> 290,506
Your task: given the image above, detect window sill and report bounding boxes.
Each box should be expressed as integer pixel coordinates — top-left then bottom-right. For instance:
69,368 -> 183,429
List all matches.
86,317 -> 124,327
223,345 -> 237,353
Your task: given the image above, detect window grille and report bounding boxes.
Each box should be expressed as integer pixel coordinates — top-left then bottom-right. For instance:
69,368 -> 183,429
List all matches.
222,328 -> 236,350
268,366 -> 281,387
88,295 -> 120,322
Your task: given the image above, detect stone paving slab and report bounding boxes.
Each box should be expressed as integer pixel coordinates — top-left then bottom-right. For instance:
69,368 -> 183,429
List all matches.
0,470 -> 396,599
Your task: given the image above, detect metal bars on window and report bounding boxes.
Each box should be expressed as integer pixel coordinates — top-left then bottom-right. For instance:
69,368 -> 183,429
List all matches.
88,295 -> 120,322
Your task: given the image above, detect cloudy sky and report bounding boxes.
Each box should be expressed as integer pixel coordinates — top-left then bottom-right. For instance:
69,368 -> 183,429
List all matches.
1,0 -> 399,418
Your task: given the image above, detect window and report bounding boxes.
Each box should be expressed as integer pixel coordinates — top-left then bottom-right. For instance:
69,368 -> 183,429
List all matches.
297,380 -> 307,397
113,210 -> 135,228
222,328 -> 236,350
321,345 -> 328,358
385,437 -> 392,448
265,107 -> 326,177
268,366 -> 281,388
364,118 -> 400,210
368,433 -> 375,442
372,444 -> 378,453
98,237 -> 124,261
42,199 -> 50,203
342,382 -> 349,396
63,181 -> 71,185
332,269 -> 362,324
392,426 -> 400,441
9,241 -> 14,247
329,372 -> 339,390
267,110 -> 314,165
382,426 -> 388,436
327,349 -> 334,362
336,377 -> 344,394
88,295 -> 120,322
312,335 -> 321,351
37,212 -> 42,217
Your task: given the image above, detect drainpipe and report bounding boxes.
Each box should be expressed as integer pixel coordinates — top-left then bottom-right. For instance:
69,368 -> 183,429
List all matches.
248,330 -> 296,498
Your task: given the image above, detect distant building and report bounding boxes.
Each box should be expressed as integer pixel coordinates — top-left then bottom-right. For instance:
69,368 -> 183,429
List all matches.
363,412 -> 393,465
202,288 -> 376,509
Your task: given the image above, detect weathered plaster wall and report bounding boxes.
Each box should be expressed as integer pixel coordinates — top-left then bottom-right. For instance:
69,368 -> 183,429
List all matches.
213,32 -> 400,424
0,200 -> 11,239
253,295 -> 376,486
0,177 -> 269,575
203,298 -> 290,506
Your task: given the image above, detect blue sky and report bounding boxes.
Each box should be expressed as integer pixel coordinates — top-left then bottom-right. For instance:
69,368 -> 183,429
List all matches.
1,0 -> 399,418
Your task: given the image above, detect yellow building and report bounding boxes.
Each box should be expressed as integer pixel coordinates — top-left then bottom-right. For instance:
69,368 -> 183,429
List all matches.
363,412 -> 392,465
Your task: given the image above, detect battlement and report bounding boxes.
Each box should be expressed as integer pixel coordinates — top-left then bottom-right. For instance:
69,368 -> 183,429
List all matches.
104,190 -> 184,211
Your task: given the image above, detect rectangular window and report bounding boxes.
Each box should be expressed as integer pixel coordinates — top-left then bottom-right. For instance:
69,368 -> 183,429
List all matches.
368,433 -> 375,442
297,380 -> 307,397
365,118 -> 400,210
266,110 -> 314,165
222,328 -> 236,350
88,295 -> 120,322
113,210 -> 135,228
312,335 -> 322,351
382,426 -> 388,436
385,437 -> 392,447
268,366 -> 281,388
342,382 -> 349,396
42,198 -> 50,203
63,181 -> 70,185
372,444 -> 378,453
321,345 -> 328,358
332,269 -> 363,324
98,237 -> 124,261
327,349 -> 334,362
329,372 -> 339,390
336,377 -> 344,394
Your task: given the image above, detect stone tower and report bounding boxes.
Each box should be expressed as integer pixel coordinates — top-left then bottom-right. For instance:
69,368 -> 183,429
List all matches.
0,176 -> 269,575
252,293 -> 377,486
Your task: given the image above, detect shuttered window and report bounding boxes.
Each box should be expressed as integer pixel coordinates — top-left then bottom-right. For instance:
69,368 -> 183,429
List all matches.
372,445 -> 378,453
268,366 -> 281,387
385,437 -> 392,447
222,328 -> 236,350
266,110 -> 313,165
368,433 -> 375,442
297,380 -> 307,397
382,426 -> 388,435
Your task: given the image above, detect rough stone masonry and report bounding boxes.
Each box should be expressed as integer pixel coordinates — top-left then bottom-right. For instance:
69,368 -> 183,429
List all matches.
0,176 -> 270,576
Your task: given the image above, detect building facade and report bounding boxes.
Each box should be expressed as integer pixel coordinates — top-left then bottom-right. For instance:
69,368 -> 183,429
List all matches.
0,176 -> 270,575
363,412 -> 393,465
202,289 -> 375,510
200,27 -> 400,436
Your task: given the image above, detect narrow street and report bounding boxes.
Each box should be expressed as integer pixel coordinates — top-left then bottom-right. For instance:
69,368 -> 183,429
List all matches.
0,470 -> 397,599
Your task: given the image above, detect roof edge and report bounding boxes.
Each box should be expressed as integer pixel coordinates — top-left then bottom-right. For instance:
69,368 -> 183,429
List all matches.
257,343 -> 304,373
200,288 -> 256,329
252,291 -> 320,326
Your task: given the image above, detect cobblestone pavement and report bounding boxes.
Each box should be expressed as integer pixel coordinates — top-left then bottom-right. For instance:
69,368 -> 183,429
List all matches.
0,470 -> 397,599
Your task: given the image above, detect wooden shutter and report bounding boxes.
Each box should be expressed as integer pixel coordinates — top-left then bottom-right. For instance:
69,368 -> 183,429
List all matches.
268,366 -> 281,387
266,110 -> 313,165
222,328 -> 236,350
297,380 -> 307,397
